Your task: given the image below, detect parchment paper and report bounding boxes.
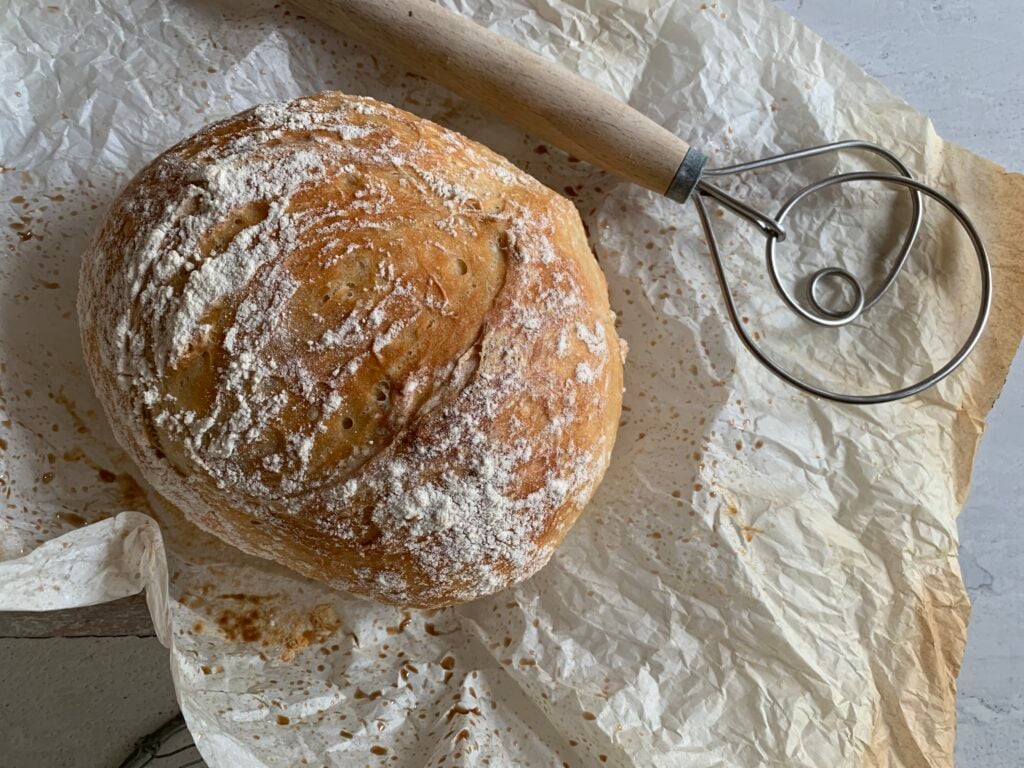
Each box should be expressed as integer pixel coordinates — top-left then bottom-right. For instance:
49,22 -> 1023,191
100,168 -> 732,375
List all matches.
2,1 -> 1022,766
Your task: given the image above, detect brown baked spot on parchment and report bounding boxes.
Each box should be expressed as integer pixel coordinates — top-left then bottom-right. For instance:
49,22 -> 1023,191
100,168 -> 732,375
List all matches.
200,592 -> 342,661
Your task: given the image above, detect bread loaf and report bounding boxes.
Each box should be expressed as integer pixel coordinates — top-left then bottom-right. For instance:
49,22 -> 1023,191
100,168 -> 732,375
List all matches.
79,92 -> 623,607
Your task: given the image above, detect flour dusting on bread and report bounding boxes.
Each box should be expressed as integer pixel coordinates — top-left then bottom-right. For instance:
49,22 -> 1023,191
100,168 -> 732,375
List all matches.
79,92 -> 623,607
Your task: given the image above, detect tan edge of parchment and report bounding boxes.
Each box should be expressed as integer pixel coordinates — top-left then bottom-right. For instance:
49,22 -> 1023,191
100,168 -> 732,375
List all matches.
862,143 -> 1024,768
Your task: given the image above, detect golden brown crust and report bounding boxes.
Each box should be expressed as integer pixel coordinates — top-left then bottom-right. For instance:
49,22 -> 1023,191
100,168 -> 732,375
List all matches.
78,92 -> 622,607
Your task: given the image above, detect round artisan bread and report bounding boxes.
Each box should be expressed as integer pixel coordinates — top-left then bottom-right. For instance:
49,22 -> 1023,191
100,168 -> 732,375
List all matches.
78,91 -> 623,607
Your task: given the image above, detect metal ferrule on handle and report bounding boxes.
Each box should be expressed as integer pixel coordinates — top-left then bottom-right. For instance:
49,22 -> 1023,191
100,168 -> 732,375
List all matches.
666,148 -> 709,203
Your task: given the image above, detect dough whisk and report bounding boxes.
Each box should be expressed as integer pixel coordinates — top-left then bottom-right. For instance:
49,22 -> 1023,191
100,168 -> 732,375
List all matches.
294,0 -> 991,405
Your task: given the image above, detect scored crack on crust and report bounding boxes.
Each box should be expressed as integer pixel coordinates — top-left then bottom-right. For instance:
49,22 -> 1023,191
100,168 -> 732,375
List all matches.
78,91 -> 623,608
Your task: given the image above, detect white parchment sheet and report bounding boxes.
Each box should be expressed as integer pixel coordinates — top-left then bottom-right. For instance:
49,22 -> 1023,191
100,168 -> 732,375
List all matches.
1,1 -> 1022,766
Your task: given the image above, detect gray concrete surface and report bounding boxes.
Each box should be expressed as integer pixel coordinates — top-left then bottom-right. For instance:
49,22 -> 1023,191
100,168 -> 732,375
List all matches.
0,637 -> 181,767
0,2 -> 1020,767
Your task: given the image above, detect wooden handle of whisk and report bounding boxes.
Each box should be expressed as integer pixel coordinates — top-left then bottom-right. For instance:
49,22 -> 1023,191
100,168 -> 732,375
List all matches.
290,0 -> 707,201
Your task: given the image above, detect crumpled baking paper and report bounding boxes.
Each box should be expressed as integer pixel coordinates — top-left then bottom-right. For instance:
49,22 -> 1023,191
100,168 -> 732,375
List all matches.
2,0 -> 1022,766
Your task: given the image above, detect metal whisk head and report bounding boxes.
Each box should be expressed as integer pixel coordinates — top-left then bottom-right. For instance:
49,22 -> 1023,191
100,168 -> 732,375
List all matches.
680,141 -> 991,404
